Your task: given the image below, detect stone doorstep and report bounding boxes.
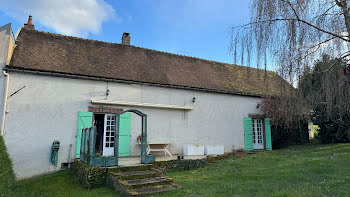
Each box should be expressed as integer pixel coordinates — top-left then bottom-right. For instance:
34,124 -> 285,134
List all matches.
108,164 -> 154,172
109,170 -> 160,180
127,184 -> 179,196
120,176 -> 173,188
111,170 -> 157,176
150,167 -> 163,174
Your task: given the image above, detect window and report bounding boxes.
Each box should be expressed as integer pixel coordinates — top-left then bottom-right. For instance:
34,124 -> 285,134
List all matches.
105,115 -> 115,148
252,119 -> 264,149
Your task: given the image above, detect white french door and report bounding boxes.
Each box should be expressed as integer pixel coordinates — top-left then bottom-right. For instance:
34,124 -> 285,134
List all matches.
252,119 -> 264,149
102,114 -> 116,156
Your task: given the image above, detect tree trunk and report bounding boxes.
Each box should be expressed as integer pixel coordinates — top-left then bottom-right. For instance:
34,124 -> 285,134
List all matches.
336,0 -> 350,40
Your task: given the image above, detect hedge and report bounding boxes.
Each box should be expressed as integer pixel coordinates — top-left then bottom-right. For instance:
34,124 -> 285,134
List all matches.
72,160 -> 107,189
153,153 -> 234,173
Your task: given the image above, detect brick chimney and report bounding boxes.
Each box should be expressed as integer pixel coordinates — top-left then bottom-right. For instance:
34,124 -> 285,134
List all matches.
121,32 -> 130,45
24,15 -> 35,30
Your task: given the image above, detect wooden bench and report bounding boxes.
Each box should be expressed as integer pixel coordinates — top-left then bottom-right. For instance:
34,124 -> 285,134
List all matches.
146,143 -> 173,157
137,141 -> 173,157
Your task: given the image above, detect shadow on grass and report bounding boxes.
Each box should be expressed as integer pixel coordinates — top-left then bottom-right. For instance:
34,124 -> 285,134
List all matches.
13,170 -> 119,197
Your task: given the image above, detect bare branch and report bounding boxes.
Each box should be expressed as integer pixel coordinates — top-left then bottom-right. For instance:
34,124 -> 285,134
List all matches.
314,52 -> 350,73
281,0 -> 300,21
238,18 -> 349,42
288,37 -> 338,63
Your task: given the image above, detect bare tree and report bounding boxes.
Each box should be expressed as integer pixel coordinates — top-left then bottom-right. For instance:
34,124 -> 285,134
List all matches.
231,0 -> 350,135
231,0 -> 350,83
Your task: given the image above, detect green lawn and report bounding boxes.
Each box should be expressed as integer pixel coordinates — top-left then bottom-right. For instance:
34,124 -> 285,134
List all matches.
0,136 -> 16,197
161,142 -> 350,197
6,141 -> 350,197
13,171 -> 117,197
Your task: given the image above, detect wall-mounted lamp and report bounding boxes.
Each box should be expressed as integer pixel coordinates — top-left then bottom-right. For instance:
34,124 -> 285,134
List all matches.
192,97 -> 196,103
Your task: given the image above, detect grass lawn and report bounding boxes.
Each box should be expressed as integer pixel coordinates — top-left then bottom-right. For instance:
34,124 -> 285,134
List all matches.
162,142 -> 350,197
7,141 -> 350,197
0,136 -> 16,197
13,170 -> 117,197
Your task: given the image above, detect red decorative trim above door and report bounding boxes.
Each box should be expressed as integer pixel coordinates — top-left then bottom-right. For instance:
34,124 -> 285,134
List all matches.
88,106 -> 123,113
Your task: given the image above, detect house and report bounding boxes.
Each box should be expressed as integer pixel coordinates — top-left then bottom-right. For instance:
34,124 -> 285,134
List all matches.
0,17 -> 285,180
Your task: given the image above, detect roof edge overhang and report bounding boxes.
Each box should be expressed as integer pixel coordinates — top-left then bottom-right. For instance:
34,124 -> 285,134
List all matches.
91,99 -> 194,110
4,66 -> 265,98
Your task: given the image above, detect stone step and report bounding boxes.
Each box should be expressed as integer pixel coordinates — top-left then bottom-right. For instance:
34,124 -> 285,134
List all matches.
119,176 -> 173,189
127,184 -> 179,196
109,170 -> 160,180
107,165 -> 180,196
108,164 -> 153,173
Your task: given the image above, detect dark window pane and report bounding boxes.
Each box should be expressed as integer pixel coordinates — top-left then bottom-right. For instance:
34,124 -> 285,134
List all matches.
110,143 -> 114,147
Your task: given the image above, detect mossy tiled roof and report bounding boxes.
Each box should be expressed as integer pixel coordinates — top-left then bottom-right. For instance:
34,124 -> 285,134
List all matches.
8,28 -> 286,96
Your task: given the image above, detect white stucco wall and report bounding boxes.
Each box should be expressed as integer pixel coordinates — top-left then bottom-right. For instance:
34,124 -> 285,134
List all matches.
4,72 -> 263,179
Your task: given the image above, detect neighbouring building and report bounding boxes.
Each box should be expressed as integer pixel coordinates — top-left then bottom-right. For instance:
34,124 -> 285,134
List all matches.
0,17 -> 286,179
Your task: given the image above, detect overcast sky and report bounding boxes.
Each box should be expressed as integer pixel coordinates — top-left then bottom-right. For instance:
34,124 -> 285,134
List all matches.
0,0 -> 250,64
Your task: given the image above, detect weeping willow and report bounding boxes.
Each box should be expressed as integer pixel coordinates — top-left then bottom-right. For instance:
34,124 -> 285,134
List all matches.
231,0 -> 350,134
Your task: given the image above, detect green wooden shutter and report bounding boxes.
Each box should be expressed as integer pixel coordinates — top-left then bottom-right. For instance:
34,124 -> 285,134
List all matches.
119,113 -> 131,157
244,117 -> 253,150
265,118 -> 272,150
76,111 -> 93,158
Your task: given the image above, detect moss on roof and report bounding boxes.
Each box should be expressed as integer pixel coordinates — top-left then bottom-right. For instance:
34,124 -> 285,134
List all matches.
8,28 -> 287,96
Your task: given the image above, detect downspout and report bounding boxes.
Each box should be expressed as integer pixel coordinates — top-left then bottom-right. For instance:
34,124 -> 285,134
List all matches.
1,71 -> 9,136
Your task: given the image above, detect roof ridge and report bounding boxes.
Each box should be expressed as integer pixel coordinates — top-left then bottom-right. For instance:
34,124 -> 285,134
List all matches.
20,29 -> 275,74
